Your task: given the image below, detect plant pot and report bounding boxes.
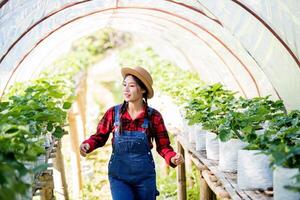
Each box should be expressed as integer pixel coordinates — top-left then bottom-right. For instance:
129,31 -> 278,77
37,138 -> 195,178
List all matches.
36,154 -> 46,166
274,166 -> 300,200
188,125 -> 196,144
182,118 -> 189,135
237,150 -> 273,189
194,124 -> 206,151
206,131 -> 219,160
182,118 -> 196,144
218,139 -> 247,172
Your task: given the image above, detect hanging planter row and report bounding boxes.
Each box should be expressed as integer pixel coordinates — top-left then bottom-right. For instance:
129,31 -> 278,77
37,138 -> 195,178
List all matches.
182,83 -> 300,200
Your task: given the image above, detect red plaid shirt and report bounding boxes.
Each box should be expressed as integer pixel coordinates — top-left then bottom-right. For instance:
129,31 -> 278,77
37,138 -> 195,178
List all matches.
83,105 -> 177,167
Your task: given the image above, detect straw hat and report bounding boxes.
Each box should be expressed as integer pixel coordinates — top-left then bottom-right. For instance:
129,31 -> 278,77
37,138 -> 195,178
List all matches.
121,66 -> 154,99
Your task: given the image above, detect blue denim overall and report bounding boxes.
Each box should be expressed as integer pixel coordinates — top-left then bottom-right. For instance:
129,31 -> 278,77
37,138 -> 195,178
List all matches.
108,105 -> 158,200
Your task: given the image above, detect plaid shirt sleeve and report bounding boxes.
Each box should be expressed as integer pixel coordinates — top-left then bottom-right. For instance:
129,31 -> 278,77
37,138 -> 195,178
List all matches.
82,106 -> 114,153
151,109 -> 177,168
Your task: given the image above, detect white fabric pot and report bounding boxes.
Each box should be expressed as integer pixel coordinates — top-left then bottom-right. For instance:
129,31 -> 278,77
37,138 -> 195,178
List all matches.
237,150 -> 273,189
182,118 -> 189,137
188,124 -> 196,144
218,139 -> 247,172
206,131 -> 219,160
194,124 -> 206,151
274,166 -> 300,200
182,118 -> 195,144
182,118 -> 188,133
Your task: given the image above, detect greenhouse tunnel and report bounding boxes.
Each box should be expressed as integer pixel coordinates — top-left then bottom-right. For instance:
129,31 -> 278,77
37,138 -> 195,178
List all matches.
1,0 -> 299,110
0,0 -> 299,200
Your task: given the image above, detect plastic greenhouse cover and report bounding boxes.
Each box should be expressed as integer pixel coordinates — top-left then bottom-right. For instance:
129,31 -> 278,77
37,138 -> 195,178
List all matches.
0,0 -> 299,110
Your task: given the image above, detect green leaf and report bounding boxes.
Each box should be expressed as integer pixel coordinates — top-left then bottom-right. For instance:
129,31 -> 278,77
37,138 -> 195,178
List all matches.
63,102 -> 72,109
53,126 -> 64,138
47,123 -> 54,132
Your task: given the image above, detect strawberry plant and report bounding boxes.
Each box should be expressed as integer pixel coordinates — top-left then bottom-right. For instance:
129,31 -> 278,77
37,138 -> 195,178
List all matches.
185,83 -> 237,133
265,110 -> 300,191
218,96 -> 285,143
265,110 -> 300,167
0,28 -> 128,199
0,77 -> 72,199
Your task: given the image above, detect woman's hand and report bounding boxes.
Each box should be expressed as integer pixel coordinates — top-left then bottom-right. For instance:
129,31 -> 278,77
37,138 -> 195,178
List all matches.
80,143 -> 90,157
171,153 -> 184,166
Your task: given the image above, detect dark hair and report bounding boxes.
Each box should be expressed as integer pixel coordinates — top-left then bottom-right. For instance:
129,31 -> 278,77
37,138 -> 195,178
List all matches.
118,75 -> 153,138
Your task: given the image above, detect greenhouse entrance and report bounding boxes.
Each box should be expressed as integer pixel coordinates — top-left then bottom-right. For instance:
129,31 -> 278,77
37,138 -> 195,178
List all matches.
0,1 -> 299,200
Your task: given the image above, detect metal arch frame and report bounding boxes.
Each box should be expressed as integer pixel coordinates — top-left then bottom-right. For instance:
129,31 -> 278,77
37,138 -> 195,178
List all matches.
108,14 -> 233,91
0,11 -> 237,97
0,1 -> 282,99
0,0 -> 92,64
116,12 -> 248,97
0,7 -> 257,98
0,0 -> 9,9
165,0 -> 222,26
0,0 -> 222,64
1,0 -> 298,67
0,5 -> 262,98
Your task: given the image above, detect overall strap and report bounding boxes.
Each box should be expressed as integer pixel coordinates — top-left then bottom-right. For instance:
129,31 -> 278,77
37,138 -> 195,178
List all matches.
141,107 -> 154,128
113,104 -> 122,128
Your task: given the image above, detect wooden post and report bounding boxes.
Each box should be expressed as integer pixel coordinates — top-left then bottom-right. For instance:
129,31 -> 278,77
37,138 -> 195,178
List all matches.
68,107 -> 83,199
53,140 -> 69,200
40,170 -> 54,200
200,175 -> 214,200
77,73 -> 87,138
177,140 -> 187,200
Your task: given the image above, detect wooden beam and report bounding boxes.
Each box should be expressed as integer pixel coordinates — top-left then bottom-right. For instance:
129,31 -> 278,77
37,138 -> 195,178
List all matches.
177,140 -> 187,200
202,170 -> 230,199
190,153 -> 208,171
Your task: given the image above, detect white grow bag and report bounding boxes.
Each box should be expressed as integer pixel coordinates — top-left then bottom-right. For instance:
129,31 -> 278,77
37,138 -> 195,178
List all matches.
237,150 -> 273,189
188,124 -> 196,144
274,166 -> 300,200
218,139 -> 247,172
206,131 -> 219,160
182,118 -> 195,144
194,124 -> 206,151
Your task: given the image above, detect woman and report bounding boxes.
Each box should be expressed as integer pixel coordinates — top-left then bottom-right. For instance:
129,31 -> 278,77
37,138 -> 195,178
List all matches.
80,66 -> 184,200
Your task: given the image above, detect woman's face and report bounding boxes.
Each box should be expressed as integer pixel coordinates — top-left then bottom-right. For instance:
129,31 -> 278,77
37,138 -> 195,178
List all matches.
123,75 -> 145,103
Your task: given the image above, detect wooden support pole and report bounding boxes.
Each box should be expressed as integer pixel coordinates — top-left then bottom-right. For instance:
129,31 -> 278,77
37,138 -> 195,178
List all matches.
68,108 -> 83,199
177,140 -> 187,200
53,140 -> 69,200
200,175 -> 214,200
77,73 -> 88,138
185,149 -> 193,175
